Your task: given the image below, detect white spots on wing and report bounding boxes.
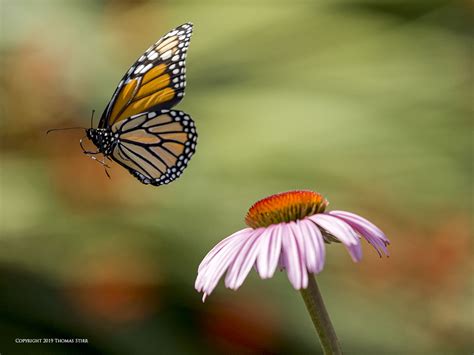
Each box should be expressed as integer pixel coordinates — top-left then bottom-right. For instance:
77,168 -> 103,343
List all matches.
134,64 -> 144,74
147,51 -> 158,60
177,92 -> 184,97
140,63 -> 153,74
138,54 -> 146,62
161,50 -> 172,61
169,64 -> 176,70
172,68 -> 179,75
148,112 -> 157,118
171,54 -> 179,62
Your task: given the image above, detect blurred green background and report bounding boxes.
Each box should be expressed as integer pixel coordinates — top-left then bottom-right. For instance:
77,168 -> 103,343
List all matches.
0,0 -> 472,354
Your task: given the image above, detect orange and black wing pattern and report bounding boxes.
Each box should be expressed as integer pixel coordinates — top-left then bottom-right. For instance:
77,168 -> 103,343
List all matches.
110,109 -> 197,186
99,23 -> 193,129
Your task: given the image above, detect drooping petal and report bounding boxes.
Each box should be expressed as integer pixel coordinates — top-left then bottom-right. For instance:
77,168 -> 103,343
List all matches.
300,218 -> 325,273
309,214 -> 362,262
281,223 -> 306,289
346,243 -> 363,262
329,211 -> 389,242
256,224 -> 283,279
329,211 -> 390,256
198,228 -> 253,272
195,229 -> 250,288
195,229 -> 256,298
225,228 -> 265,290
309,214 -> 358,245
291,222 -> 309,288
295,220 -> 315,272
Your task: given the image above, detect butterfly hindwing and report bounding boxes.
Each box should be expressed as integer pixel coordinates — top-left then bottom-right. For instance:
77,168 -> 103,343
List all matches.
99,23 -> 193,129
110,109 -> 197,186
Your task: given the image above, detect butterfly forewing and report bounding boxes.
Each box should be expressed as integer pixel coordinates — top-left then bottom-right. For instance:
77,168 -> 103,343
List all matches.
99,23 -> 193,129
110,110 -> 197,186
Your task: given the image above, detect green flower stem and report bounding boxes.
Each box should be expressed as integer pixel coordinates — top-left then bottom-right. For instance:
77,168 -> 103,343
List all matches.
300,274 -> 342,355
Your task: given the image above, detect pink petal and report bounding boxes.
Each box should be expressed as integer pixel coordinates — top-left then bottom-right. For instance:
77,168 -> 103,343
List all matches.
198,228 -> 253,272
300,219 -> 325,273
309,214 -> 362,262
329,211 -> 390,256
295,221 -> 315,272
281,223 -> 305,289
196,230 -> 255,297
291,222 -> 308,288
195,231 -> 248,289
256,225 -> 283,279
225,228 -> 265,290
309,214 -> 359,245
330,210 -> 389,243
346,243 -> 363,262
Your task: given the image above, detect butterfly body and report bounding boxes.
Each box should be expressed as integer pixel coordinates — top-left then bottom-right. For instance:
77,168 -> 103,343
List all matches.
86,128 -> 117,156
83,23 -> 197,186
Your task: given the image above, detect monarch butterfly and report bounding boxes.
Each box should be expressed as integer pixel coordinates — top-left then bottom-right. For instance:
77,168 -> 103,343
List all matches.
83,22 -> 197,186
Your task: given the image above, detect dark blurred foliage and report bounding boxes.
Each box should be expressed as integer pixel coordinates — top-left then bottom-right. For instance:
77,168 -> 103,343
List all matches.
0,0 -> 472,354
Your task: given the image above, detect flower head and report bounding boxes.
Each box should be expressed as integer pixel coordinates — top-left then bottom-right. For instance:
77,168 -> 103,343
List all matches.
195,190 -> 390,301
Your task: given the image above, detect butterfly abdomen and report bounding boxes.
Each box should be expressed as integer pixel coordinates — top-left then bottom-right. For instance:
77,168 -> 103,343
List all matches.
86,128 -> 117,156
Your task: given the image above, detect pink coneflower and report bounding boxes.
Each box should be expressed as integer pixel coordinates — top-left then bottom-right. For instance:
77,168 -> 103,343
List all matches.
195,190 -> 389,300
195,190 -> 390,354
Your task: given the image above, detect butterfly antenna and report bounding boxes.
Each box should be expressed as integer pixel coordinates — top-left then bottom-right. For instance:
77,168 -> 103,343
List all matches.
46,127 -> 85,135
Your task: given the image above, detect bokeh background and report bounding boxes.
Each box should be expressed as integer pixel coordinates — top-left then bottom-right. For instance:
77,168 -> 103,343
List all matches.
0,0 -> 472,354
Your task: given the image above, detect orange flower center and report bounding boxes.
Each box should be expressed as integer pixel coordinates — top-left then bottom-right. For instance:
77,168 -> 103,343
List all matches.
245,190 -> 329,228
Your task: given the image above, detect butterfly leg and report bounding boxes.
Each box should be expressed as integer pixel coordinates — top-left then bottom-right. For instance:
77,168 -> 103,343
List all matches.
80,137 -> 100,155
86,154 -> 111,169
